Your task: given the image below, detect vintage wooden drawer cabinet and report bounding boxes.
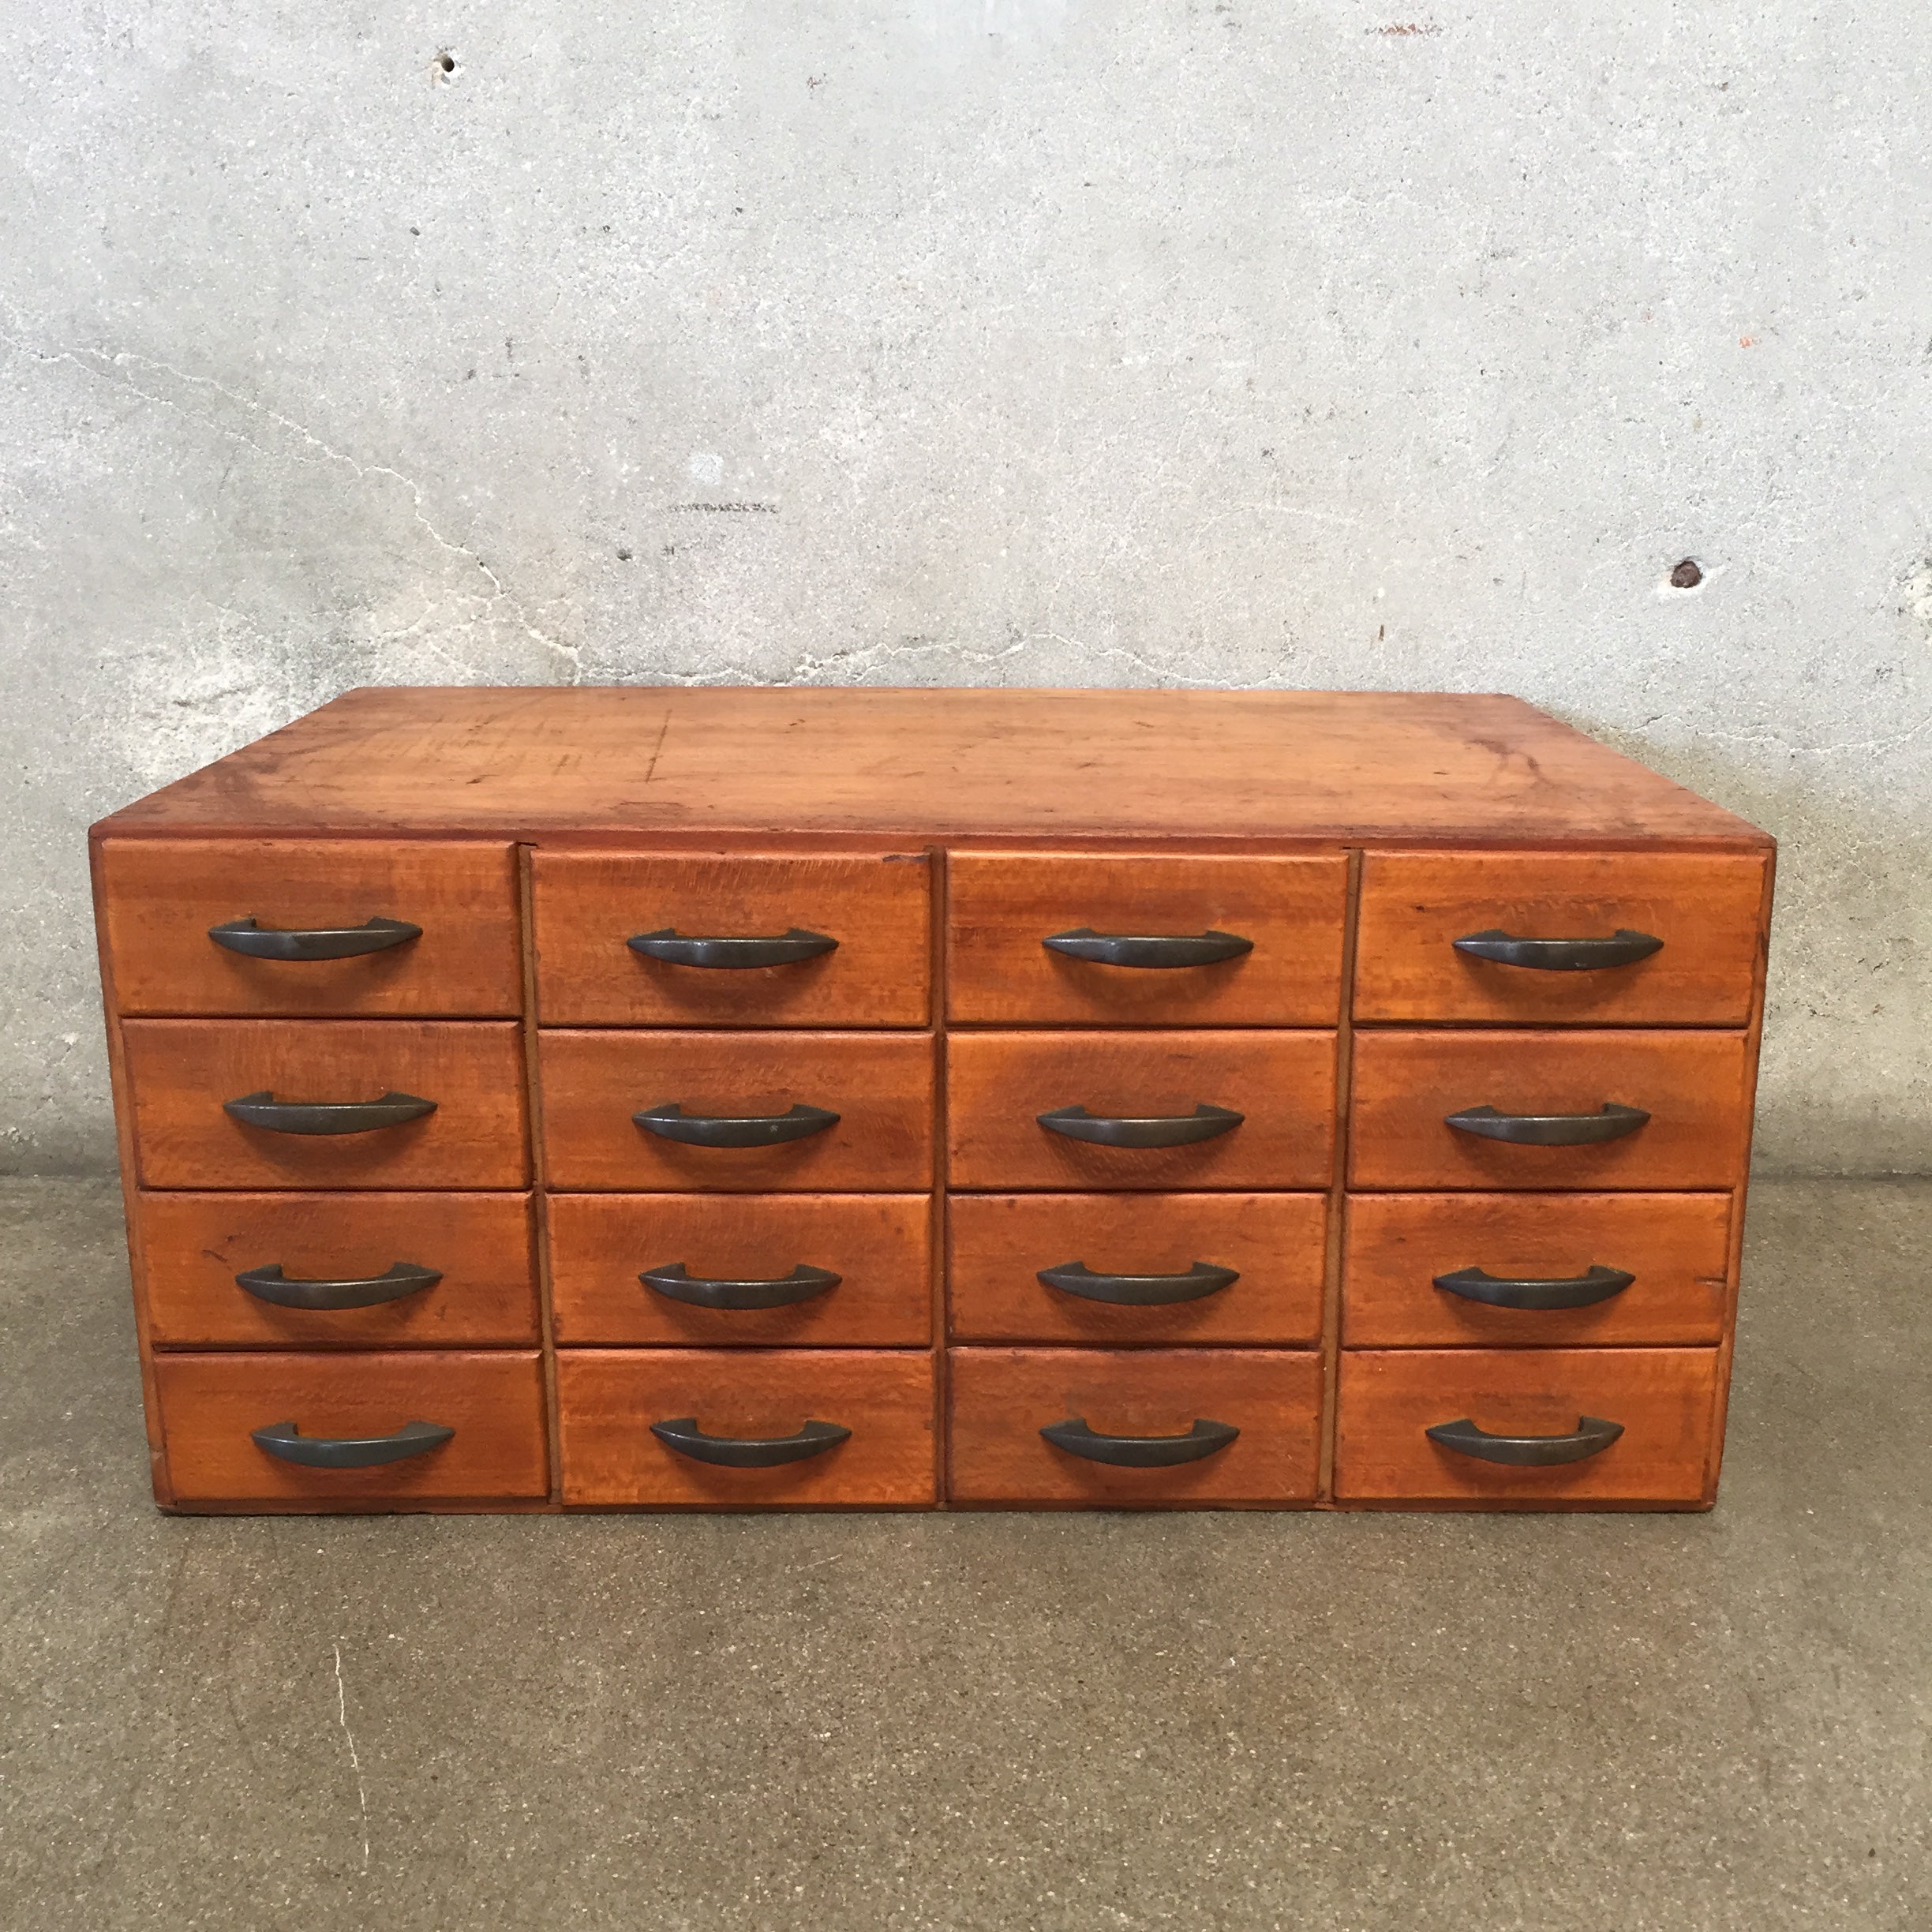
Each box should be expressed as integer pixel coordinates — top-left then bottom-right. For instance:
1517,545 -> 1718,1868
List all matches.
91,687 -> 1773,1515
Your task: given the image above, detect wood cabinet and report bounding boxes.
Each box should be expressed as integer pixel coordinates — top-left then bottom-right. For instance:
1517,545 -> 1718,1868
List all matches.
93,688 -> 1772,1513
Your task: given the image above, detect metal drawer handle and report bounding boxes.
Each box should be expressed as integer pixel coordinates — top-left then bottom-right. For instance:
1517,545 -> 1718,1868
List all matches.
1433,1264 -> 1635,1311
633,1102 -> 840,1148
1042,928 -> 1254,968
1040,1417 -> 1240,1467
627,928 -> 837,969
1444,1103 -> 1649,1147
1425,1415 -> 1625,1466
250,1419 -> 455,1469
650,1417 -> 851,1468
641,1261 -> 842,1310
1037,1103 -> 1244,1148
223,1091 -> 438,1136
1037,1260 -> 1239,1306
208,915 -> 422,961
1453,929 -> 1663,971
234,1261 -> 444,1310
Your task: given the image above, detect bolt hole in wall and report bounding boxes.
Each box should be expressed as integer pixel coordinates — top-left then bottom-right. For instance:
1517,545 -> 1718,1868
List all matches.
432,51 -> 455,79
1669,559 -> 1705,590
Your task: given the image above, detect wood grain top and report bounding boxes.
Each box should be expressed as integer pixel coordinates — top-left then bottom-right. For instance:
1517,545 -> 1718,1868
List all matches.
94,687 -> 1770,847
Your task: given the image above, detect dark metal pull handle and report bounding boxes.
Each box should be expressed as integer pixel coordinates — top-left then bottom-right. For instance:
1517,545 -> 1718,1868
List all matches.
235,1261 -> 444,1310
1037,1260 -> 1239,1306
1433,1264 -> 1635,1311
1040,1417 -> 1240,1466
649,1417 -> 851,1468
1042,928 -> 1254,968
1036,1103 -> 1244,1148
633,1102 -> 840,1148
627,928 -> 838,969
640,1261 -> 842,1310
250,1419 -> 455,1469
208,915 -> 422,961
1453,928 -> 1663,971
1425,1415 -> 1625,1466
222,1091 -> 438,1136
1445,1103 -> 1649,1147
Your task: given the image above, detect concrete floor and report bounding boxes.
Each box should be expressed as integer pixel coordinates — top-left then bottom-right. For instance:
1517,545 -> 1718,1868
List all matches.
1,1181 -> 1927,1931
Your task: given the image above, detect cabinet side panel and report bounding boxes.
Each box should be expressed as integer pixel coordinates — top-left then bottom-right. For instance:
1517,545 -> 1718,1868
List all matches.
1317,850 -> 1363,1502
931,846 -> 949,1503
1704,844 -> 1777,1503
521,845 -> 564,1508
90,833 -> 174,1507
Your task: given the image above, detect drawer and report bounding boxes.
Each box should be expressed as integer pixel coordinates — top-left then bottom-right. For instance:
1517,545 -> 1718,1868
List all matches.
540,1031 -> 934,1192
947,1032 -> 1335,1191
948,1348 -> 1321,1504
1354,851 -> 1767,1024
1348,1030 -> 1750,1191
948,1194 -> 1326,1345
124,1020 -> 530,1190
1343,1193 -> 1729,1347
1335,1347 -> 1719,1504
532,851 -> 930,1027
947,853 -> 1347,1025
549,1194 -> 931,1346
155,1350 -> 548,1504
557,1349 -> 936,1505
138,1192 -> 539,1347
95,838 -> 521,1017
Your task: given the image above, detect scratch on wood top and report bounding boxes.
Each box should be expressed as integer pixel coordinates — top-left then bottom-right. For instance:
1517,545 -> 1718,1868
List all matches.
642,711 -> 672,784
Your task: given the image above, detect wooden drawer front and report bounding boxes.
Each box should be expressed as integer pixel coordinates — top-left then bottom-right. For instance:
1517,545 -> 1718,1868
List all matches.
139,1193 -> 538,1348
557,1350 -> 936,1505
549,1195 -> 931,1346
1348,1031 -> 1750,1191
125,1021 -> 530,1190
155,1350 -> 548,1503
1335,1348 -> 1718,1504
1344,1193 -> 1730,1348
532,852 -> 930,1027
948,1032 -> 1335,1191
947,854 -> 1347,1025
540,1032 -> 934,1192
1354,852 -> 1766,1025
96,839 -> 521,1017
949,1195 -> 1325,1345
948,1348 -> 1321,1504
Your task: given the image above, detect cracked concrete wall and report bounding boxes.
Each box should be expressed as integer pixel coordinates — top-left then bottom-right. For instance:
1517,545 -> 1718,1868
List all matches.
2,2 -> 1929,1175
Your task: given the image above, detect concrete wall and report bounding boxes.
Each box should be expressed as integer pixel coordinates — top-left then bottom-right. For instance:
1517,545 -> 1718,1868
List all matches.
2,2 -> 1927,1175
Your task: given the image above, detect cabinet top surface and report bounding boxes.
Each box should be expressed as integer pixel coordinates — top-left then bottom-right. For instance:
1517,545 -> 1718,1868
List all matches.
95,687 -> 1769,847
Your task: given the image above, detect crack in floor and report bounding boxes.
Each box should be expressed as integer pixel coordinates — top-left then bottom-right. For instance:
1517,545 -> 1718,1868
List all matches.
332,1642 -> 371,1874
